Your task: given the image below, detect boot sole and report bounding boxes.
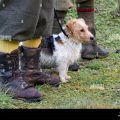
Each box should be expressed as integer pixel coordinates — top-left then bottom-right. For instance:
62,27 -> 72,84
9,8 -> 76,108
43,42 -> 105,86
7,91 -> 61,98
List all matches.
15,97 -> 42,103
96,54 -> 109,59
68,68 -> 79,71
82,54 -> 109,60
36,81 -> 60,87
51,83 -> 60,87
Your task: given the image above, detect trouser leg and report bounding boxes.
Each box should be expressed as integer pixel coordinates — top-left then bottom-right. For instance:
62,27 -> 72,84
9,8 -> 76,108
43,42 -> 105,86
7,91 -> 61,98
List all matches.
76,0 -> 109,59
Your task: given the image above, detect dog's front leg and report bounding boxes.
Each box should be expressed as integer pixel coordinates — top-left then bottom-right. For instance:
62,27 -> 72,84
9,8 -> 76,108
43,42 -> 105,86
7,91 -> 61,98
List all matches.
57,62 -> 69,83
65,74 -> 71,80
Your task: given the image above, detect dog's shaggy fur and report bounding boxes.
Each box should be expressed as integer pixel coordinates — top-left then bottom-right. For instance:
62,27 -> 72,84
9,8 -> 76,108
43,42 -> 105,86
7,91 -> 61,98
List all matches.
40,19 -> 94,83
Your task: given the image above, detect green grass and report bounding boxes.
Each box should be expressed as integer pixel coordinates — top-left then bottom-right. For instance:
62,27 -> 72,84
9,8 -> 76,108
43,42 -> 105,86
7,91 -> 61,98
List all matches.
0,0 -> 120,109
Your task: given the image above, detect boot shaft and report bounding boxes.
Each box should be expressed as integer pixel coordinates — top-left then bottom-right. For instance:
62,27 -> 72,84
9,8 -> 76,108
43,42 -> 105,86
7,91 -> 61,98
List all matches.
19,46 -> 41,71
76,0 -> 95,36
0,49 -> 19,78
76,0 -> 95,23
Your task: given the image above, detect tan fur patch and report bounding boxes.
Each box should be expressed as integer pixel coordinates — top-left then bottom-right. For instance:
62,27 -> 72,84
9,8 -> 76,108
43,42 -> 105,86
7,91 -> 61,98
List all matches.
56,39 -> 64,45
65,18 -> 94,43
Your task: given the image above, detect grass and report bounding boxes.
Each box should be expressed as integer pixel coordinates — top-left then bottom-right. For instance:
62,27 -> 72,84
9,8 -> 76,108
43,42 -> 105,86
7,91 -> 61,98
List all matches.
0,0 -> 120,109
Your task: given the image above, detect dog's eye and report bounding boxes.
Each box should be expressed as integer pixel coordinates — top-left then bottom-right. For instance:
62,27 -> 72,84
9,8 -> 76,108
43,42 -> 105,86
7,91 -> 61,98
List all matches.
80,29 -> 84,32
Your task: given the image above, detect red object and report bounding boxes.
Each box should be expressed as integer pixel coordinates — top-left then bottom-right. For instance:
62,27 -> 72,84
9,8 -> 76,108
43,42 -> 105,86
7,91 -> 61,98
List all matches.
77,8 -> 95,12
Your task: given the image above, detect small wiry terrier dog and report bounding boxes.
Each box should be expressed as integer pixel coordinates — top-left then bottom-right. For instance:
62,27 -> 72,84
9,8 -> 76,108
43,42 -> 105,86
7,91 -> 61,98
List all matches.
40,19 -> 94,83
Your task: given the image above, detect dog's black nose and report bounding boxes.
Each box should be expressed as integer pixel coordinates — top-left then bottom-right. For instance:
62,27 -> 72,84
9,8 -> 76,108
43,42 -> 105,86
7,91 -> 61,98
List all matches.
90,36 -> 95,41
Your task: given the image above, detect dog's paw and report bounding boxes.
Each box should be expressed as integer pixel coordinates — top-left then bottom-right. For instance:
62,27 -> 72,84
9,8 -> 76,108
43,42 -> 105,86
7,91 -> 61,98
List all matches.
60,78 -> 68,83
66,75 -> 71,80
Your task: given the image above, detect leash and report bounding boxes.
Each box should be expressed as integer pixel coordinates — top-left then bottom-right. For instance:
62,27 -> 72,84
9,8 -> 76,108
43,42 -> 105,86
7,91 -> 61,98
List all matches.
54,9 -> 69,38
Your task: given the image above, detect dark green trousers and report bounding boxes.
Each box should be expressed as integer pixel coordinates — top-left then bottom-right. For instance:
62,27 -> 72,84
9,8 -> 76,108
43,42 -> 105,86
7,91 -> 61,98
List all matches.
0,0 -> 55,41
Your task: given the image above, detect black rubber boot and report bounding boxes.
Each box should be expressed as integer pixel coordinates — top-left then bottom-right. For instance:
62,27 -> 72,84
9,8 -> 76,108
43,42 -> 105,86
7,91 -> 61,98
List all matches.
69,62 -> 80,71
116,49 -> 120,53
81,43 -> 109,60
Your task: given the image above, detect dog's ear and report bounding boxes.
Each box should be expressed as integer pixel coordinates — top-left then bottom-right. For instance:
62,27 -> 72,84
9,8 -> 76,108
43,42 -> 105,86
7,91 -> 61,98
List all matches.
66,19 -> 76,27
66,19 -> 76,35
79,18 -> 86,23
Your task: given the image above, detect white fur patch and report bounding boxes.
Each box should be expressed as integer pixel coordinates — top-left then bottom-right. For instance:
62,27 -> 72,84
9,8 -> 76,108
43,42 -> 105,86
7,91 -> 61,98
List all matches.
40,32 -> 82,82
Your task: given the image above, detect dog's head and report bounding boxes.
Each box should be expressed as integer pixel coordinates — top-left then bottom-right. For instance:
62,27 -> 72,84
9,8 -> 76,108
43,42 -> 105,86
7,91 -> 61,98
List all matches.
65,18 -> 94,43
